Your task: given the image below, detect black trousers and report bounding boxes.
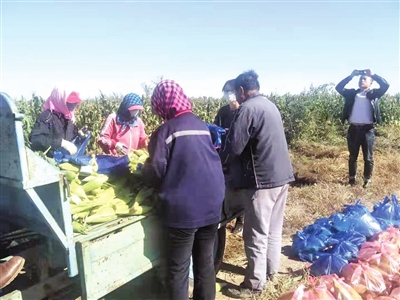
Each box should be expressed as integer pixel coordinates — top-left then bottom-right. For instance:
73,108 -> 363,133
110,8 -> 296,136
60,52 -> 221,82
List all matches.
167,223 -> 218,300
347,124 -> 375,180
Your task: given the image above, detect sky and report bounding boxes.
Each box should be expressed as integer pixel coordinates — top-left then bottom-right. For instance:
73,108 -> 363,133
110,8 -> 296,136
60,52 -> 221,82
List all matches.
1,0 -> 399,100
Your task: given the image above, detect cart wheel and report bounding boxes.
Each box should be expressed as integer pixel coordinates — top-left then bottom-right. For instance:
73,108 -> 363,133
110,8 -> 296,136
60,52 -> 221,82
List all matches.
214,225 -> 226,275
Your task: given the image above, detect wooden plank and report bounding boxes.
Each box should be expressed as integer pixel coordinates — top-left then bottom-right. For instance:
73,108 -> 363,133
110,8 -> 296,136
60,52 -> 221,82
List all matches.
76,216 -> 162,300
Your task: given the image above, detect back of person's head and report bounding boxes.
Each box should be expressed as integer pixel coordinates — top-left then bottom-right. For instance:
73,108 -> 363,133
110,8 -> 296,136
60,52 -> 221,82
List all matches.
234,70 -> 260,93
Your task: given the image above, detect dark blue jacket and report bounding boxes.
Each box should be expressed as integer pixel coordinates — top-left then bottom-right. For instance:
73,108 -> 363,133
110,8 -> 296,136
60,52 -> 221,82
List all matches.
142,112 -> 225,229
335,74 -> 390,124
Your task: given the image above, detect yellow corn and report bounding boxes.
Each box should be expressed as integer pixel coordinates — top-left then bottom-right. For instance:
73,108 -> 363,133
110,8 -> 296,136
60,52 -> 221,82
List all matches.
59,163 -> 80,173
93,187 -> 116,202
86,215 -> 117,224
72,221 -> 87,234
69,194 -> 82,205
70,180 -> 88,200
134,187 -> 154,206
82,176 -> 109,193
128,205 -> 152,215
70,201 -> 101,214
63,170 -> 78,182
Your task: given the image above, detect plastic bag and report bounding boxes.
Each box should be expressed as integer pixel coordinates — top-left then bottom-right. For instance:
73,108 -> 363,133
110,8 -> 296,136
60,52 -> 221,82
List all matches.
302,224 -> 333,240
206,123 -> 226,149
292,225 -> 331,262
332,276 -> 363,300
310,253 -> 348,276
370,226 -> 400,249
340,261 -> 387,296
328,240 -> 359,260
372,195 -> 400,227
280,277 -> 336,300
54,132 -> 91,165
329,229 -> 366,248
95,154 -> 131,176
358,241 -> 399,260
389,287 -> 400,299
330,200 -> 382,238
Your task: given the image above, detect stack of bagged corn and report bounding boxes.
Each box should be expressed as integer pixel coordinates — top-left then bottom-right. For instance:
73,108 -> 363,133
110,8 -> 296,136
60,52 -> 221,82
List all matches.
59,162 -> 155,234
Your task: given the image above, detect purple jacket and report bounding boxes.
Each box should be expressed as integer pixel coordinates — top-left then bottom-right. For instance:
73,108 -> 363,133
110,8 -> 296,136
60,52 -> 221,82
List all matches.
142,112 -> 225,229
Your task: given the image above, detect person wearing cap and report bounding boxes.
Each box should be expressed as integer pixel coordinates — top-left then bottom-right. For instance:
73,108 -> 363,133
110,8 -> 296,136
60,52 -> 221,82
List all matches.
214,79 -> 244,235
29,86 -> 84,158
97,93 -> 148,156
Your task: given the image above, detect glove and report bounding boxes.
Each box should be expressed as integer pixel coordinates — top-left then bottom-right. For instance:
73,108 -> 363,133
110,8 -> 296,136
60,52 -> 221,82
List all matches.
115,142 -> 127,155
61,139 -> 77,155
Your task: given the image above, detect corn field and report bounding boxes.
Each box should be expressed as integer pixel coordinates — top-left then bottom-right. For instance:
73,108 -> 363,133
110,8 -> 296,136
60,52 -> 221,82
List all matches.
14,83 -> 400,154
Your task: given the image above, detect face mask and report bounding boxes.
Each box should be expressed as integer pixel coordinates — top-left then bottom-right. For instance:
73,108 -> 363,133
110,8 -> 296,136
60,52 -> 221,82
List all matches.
66,102 -> 78,111
223,92 -> 236,102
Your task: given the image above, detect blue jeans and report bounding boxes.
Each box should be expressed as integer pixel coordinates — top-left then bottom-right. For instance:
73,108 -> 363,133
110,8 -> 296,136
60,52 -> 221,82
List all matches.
347,124 -> 375,180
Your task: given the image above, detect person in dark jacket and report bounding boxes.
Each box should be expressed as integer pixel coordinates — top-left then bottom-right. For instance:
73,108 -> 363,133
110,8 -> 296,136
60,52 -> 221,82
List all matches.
29,86 -> 84,158
335,69 -> 389,187
214,79 -> 244,235
142,79 -> 225,300
221,70 -> 294,298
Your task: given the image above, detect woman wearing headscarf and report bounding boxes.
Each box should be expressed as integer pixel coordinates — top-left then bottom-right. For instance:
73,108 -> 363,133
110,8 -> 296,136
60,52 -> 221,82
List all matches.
97,93 -> 147,156
142,80 -> 225,300
29,86 -> 82,158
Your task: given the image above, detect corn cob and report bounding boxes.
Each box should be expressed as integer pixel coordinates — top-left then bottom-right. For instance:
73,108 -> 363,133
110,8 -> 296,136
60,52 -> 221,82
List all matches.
93,187 -> 116,202
128,205 -> 152,215
70,180 -> 88,200
86,205 -> 117,224
59,163 -> 80,173
69,194 -> 82,205
134,187 -> 154,206
63,170 -> 78,182
73,211 -> 90,220
82,175 -> 109,193
70,201 -> 102,214
72,221 -> 87,234
85,215 -> 118,224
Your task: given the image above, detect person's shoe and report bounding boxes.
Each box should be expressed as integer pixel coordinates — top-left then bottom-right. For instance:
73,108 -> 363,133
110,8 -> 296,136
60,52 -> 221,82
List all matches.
225,282 -> 262,299
0,256 -> 25,289
363,178 -> 371,188
349,178 -> 356,186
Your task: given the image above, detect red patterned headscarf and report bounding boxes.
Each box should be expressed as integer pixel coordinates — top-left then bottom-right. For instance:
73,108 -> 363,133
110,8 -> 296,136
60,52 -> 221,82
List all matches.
151,80 -> 192,121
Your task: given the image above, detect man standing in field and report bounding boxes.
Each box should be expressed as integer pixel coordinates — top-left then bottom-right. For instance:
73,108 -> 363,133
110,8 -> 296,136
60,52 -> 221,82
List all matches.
335,69 -> 389,187
221,70 -> 294,297
214,79 -> 244,235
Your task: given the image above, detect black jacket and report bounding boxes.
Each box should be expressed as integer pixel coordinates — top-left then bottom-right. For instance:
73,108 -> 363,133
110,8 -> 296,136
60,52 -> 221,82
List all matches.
221,93 -> 294,189
29,110 -> 78,157
335,74 -> 390,125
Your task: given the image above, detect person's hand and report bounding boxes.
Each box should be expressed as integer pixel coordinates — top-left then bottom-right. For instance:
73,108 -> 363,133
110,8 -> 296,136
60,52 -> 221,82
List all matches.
364,69 -> 374,76
350,70 -> 359,77
78,125 -> 89,138
115,142 -> 127,155
61,139 -> 77,155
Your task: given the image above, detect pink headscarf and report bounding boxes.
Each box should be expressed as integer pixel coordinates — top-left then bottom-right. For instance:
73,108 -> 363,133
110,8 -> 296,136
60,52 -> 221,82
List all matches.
151,80 -> 192,121
43,87 -> 82,122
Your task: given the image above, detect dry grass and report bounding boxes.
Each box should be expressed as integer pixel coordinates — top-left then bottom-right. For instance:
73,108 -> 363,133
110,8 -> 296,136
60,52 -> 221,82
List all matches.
218,136 -> 400,299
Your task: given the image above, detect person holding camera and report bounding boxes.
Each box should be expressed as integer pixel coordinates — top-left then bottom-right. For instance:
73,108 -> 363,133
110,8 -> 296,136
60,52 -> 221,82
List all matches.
335,69 -> 390,187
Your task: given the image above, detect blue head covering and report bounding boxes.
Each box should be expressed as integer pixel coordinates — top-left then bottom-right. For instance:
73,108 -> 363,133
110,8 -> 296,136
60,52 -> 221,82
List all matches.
116,93 -> 143,130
